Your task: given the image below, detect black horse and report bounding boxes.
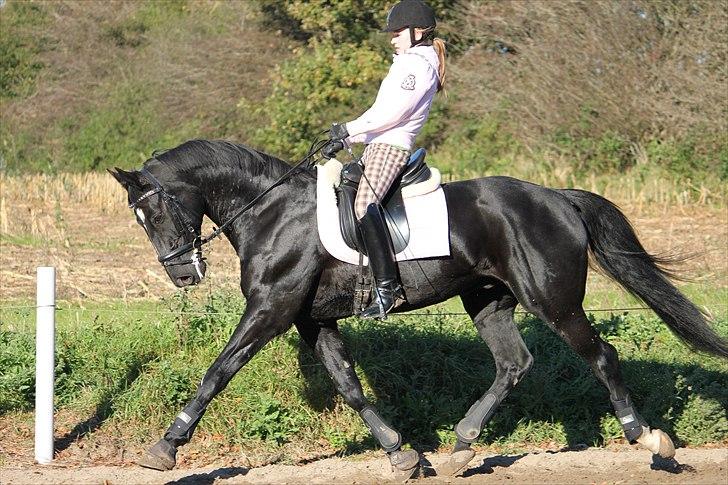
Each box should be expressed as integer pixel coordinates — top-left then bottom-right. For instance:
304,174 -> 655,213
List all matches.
109,139 -> 727,479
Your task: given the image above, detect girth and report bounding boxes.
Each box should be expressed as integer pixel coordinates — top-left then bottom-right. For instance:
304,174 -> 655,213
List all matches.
335,148 -> 431,254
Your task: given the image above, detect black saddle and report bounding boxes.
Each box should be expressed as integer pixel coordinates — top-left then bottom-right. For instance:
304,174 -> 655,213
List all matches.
335,148 -> 432,254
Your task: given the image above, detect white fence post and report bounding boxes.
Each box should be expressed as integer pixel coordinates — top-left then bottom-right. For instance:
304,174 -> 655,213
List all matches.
35,266 -> 55,464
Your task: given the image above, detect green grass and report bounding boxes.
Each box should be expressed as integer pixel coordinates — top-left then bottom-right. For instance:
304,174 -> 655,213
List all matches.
1,289 -> 726,456
0,233 -> 127,251
0,233 -> 49,247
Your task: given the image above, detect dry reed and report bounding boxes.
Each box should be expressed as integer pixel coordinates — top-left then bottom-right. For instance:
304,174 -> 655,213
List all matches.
0,172 -> 127,242
0,169 -> 723,244
451,1 -> 727,152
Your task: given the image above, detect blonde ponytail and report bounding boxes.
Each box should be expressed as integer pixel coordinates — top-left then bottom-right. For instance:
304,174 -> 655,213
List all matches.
433,37 -> 447,93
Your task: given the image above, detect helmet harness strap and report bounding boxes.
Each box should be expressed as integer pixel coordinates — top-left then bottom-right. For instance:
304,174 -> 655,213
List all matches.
409,26 -> 434,48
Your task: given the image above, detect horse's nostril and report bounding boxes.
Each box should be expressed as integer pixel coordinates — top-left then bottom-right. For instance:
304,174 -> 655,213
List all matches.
177,275 -> 194,286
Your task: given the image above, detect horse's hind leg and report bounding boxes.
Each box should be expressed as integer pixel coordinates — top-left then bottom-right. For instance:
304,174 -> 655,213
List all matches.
533,306 -> 675,458
295,319 -> 420,481
440,285 -> 533,477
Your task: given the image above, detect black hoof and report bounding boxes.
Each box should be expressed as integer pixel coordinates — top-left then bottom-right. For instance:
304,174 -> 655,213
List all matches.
389,449 -> 420,482
437,448 -> 476,477
137,439 -> 177,471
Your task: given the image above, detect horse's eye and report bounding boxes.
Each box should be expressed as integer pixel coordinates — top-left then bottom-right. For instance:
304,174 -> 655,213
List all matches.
151,212 -> 165,225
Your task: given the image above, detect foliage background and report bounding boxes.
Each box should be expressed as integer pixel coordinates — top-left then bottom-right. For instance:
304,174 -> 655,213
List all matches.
1,0 -> 726,187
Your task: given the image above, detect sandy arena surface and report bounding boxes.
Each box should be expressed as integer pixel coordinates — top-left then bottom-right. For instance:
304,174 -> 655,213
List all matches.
1,447 -> 727,484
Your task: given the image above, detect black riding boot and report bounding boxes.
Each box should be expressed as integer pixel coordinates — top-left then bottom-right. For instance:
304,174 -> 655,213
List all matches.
359,204 -> 403,319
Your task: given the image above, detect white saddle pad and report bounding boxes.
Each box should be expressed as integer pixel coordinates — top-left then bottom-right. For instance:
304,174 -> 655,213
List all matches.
316,159 -> 450,265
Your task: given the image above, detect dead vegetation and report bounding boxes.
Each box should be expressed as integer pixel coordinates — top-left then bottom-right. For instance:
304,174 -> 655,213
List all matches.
451,1 -> 728,150
0,171 -> 725,301
1,0 -> 293,170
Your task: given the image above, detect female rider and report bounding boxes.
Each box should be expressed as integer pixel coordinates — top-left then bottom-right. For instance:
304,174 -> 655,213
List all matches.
323,0 -> 447,319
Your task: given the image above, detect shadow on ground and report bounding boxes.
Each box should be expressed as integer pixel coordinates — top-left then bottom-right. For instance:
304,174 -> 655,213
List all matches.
165,466 -> 249,485
297,314 -> 728,454
54,354 -> 154,453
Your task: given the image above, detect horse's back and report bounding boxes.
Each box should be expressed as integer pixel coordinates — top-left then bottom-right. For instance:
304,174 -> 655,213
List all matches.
442,175 -> 589,278
444,175 -> 584,227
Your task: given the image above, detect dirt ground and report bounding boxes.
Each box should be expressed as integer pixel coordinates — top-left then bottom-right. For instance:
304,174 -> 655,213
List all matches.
1,447 -> 726,484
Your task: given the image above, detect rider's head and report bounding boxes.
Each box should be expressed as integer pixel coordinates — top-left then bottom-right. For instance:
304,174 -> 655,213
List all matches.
383,0 -> 436,52
383,0 -> 446,92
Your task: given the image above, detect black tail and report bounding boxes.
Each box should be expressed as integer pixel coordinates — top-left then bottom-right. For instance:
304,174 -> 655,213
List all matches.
560,188 -> 728,358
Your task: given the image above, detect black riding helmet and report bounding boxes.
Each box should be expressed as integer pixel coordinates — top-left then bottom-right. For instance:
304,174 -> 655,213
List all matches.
382,0 -> 436,48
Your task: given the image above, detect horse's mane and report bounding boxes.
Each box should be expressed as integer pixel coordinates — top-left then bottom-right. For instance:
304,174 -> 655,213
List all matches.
152,139 -> 291,179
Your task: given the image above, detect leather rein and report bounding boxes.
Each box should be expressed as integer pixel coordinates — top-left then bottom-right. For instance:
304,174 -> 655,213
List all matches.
129,138 -> 329,267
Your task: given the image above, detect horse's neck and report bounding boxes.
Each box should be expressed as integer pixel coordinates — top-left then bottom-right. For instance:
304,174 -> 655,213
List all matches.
187,150 -> 291,240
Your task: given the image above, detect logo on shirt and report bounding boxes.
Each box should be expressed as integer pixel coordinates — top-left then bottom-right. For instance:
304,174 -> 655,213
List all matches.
401,74 -> 416,90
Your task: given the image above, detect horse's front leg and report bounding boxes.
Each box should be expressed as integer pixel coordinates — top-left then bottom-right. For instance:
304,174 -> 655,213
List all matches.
138,297 -> 294,470
295,319 -> 421,481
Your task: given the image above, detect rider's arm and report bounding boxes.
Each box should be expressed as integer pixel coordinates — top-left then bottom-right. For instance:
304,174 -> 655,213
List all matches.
345,55 -> 435,144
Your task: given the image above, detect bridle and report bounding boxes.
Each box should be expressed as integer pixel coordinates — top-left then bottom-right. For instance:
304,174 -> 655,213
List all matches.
129,167 -> 203,267
128,136 -> 330,268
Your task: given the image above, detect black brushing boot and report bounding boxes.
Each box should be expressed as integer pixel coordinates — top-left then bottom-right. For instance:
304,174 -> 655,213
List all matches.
359,203 -> 404,319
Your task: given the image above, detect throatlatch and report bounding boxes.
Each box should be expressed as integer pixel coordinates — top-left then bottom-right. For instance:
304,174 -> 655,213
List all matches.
360,405 -> 402,452
455,392 -> 499,443
611,396 -> 648,442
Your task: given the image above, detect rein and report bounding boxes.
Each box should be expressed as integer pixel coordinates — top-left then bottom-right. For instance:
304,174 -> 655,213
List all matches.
130,137 -> 329,266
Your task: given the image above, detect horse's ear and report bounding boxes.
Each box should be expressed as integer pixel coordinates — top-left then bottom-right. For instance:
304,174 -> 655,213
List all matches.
108,167 -> 141,189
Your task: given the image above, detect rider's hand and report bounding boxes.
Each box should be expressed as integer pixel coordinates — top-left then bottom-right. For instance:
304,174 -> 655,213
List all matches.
329,123 -> 349,142
321,140 -> 344,160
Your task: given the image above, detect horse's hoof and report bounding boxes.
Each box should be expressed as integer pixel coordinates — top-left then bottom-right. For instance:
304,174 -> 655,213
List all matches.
137,439 -> 177,471
389,449 -> 420,482
437,448 -> 476,477
637,427 -> 675,459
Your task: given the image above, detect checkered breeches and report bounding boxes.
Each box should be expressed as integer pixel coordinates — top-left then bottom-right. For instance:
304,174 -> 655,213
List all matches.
355,143 -> 410,219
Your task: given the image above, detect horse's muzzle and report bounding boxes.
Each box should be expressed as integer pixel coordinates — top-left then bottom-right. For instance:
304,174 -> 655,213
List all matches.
168,258 -> 206,287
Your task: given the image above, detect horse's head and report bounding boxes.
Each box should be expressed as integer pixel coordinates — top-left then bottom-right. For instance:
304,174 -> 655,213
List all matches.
109,166 -> 207,287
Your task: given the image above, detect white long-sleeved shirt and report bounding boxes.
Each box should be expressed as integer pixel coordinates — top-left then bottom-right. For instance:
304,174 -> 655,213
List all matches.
345,45 -> 440,151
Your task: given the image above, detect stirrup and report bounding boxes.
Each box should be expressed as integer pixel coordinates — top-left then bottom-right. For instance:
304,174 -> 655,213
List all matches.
359,285 -> 402,320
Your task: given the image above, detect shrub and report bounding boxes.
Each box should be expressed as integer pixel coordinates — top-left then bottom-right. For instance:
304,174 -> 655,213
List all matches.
0,1 -> 48,99
430,116 -> 518,176
249,39 -> 387,159
259,0 -> 456,43
62,82 -> 199,171
251,0 -> 458,159
551,130 -> 634,174
453,0 -> 728,176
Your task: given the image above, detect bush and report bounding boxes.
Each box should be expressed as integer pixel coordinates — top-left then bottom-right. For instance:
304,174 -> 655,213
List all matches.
251,0 -> 458,159
551,130 -> 634,174
259,0 -> 456,44
62,82 -> 199,171
430,116 -> 518,176
249,39 -> 388,159
1,0 -> 726,184
0,1 -> 48,99
453,0 -> 728,176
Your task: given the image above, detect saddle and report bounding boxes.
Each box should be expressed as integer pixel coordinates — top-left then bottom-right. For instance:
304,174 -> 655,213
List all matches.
335,148 -> 435,254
